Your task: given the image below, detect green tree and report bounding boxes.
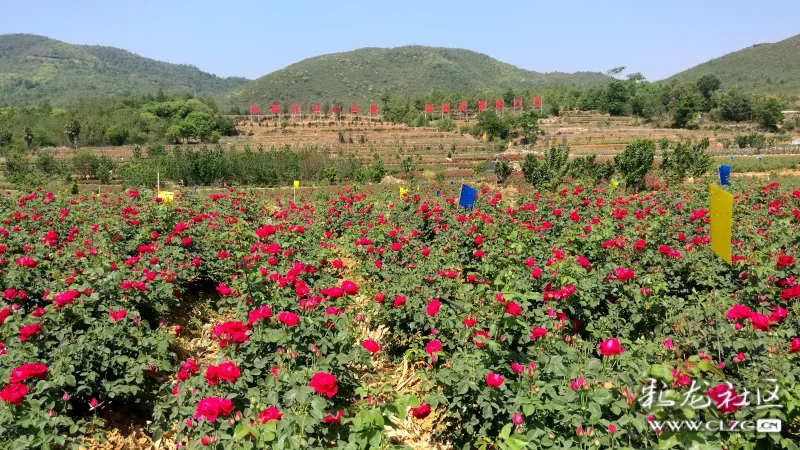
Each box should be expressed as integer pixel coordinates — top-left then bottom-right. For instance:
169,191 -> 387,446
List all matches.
494,159 -> 512,184
502,88 -> 515,107
23,127 -> 33,149
35,152 -> 61,175
106,124 -> 128,146
614,139 -> 655,190
521,154 -> 550,187
660,139 -> 713,182
696,74 -> 721,110
719,89 -> 752,122
604,79 -> 629,116
64,119 -> 81,148
473,111 -> 509,141
672,92 -> 703,128
755,97 -> 784,130
0,130 -> 11,149
509,110 -> 540,145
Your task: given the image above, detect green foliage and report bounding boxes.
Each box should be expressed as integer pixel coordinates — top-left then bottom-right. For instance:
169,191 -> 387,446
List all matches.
734,133 -> 767,149
35,152 -> 61,175
0,96 -> 233,148
225,46 -> 610,108
613,139 -> 655,189
0,33 -> 249,106
64,119 -> 81,148
718,89 -> 752,122
435,118 -> 455,132
660,138 -> 714,182
667,33 -> 800,94
494,159 -> 512,184
755,97 -> 784,130
563,154 -> 615,181
473,111 -> 509,141
695,74 -> 721,108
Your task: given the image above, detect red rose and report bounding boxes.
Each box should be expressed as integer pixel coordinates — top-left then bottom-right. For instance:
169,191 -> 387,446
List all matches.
258,407 -> 283,424
248,306 -> 273,325
530,328 -> 547,339
0,307 -> 11,325
8,363 -> 48,383
749,313 -> 773,331
194,397 -> 235,422
473,330 -> 490,347
321,410 -> 345,424
341,280 -> 358,295
277,312 -> 299,327
426,299 -> 441,316
309,372 -> 338,398
181,237 -> 193,246
19,323 -> 42,342
374,293 -> 385,303
486,373 -> 504,387
216,284 -> 233,296
0,383 -> 28,405
789,338 -> 800,353
505,301 -> 522,316
598,338 -> 625,356
393,295 -> 406,307
411,403 -> 431,419
463,317 -> 476,327
362,340 -> 380,353
109,308 -> 127,322
777,255 -> 796,269
725,304 -> 752,320
425,340 -> 442,355
706,384 -> 743,414
216,362 -> 240,383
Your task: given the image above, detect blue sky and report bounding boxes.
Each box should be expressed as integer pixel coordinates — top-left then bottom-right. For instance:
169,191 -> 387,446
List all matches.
1,0 -> 796,81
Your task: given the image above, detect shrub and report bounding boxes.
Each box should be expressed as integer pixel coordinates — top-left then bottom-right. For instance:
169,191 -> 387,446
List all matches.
661,139 -> 714,182
613,139 -> 655,189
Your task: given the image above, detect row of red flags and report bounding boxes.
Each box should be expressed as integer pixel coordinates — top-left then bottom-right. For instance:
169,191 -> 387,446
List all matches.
249,97 -> 542,116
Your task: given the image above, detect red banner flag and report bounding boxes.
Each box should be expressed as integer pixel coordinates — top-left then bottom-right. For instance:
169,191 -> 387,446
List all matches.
478,101 -> 487,111
425,104 -> 434,113
291,104 -> 300,114
370,104 -> 378,114
458,102 -> 467,112
513,98 -> 522,108
332,105 -> 341,114
249,104 -> 259,115
351,105 -> 359,114
533,97 -> 542,108
441,103 -> 450,113
312,104 -> 321,114
495,99 -> 504,109
270,104 -> 280,115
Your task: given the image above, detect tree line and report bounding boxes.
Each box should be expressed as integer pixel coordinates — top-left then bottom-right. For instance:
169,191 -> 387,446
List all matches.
381,73 -> 788,130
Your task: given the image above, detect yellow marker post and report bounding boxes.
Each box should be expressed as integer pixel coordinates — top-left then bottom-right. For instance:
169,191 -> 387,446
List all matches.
709,184 -> 733,264
293,180 -> 299,203
399,187 -> 408,197
158,191 -> 174,204
611,179 -> 619,189
293,180 -> 300,189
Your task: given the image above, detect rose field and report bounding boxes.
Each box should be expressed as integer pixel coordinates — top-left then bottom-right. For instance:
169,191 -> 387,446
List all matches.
1,175 -> 800,450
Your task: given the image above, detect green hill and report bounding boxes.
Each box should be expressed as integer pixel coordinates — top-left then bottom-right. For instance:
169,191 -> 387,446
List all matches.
0,34 -> 249,106
666,33 -> 800,94
224,46 -> 610,108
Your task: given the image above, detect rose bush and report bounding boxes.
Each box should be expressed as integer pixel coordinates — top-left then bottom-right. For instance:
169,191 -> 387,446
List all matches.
0,177 -> 798,449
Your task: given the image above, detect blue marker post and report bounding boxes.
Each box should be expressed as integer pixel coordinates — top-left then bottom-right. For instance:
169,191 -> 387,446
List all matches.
436,190 -> 440,196
719,165 -> 731,186
729,156 -> 733,162
458,184 -> 478,211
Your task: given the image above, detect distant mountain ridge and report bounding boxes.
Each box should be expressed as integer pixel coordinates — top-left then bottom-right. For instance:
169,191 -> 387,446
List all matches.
666,33 -> 800,93
0,34 -> 249,106
223,46 -> 612,107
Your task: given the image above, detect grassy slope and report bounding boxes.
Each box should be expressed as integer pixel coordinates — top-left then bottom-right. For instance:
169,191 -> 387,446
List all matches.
224,46 -> 610,108
666,34 -> 800,94
0,34 -> 249,106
